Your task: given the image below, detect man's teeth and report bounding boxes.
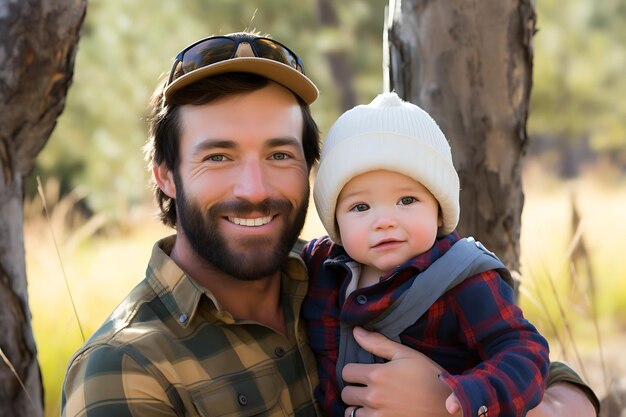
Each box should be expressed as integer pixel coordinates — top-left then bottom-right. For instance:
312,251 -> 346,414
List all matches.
229,216 -> 272,227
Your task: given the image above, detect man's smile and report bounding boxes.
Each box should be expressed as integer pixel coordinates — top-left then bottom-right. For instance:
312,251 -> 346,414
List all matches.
227,215 -> 274,227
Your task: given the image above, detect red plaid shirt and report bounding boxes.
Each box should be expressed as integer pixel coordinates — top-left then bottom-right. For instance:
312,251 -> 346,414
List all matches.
302,232 -> 549,417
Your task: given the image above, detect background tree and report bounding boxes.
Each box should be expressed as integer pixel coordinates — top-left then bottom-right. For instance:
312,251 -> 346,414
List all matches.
386,0 -> 537,273
0,1 -> 86,416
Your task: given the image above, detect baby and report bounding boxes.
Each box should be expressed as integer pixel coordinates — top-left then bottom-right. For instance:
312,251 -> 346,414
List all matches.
302,92 -> 549,417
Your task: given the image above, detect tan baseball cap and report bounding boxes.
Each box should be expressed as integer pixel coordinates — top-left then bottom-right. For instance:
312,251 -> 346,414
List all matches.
163,35 -> 319,105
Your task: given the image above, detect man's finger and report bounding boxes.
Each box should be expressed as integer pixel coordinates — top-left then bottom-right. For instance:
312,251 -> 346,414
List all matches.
342,361 -> 383,387
352,326 -> 437,361
344,405 -> 368,417
341,385 -> 368,410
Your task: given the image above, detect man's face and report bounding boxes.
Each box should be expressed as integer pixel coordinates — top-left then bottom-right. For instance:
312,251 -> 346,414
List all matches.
171,83 -> 310,280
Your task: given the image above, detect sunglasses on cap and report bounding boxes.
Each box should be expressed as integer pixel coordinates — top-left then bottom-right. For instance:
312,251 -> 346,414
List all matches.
166,35 -> 307,87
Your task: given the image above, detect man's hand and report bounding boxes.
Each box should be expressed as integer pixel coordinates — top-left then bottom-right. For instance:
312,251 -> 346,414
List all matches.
341,327 -> 453,417
341,328 -> 597,417
526,382 -> 597,417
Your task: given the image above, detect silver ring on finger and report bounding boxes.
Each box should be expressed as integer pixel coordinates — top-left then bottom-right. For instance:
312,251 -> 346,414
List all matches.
349,406 -> 361,417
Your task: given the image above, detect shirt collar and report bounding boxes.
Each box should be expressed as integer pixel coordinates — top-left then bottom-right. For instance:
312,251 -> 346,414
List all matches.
399,230 -> 461,274
145,235 -> 204,328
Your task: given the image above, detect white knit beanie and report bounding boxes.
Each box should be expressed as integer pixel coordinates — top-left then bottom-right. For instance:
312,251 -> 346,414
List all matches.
314,92 -> 460,243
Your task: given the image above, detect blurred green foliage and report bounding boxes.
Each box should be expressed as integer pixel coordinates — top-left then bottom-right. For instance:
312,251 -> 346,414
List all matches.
530,0 -> 626,154
31,0 -> 626,219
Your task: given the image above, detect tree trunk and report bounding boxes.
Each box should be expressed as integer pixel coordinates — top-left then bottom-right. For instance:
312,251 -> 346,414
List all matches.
315,0 -> 358,111
386,0 -> 536,273
0,1 -> 86,416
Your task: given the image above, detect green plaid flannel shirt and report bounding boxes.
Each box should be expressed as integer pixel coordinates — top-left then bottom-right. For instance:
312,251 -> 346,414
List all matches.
61,235 -> 321,417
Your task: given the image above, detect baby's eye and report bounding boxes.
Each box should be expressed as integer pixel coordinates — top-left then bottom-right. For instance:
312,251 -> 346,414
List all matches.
351,203 -> 370,212
399,196 -> 417,205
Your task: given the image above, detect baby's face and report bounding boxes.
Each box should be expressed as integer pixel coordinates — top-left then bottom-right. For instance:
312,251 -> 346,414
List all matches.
336,170 -> 442,278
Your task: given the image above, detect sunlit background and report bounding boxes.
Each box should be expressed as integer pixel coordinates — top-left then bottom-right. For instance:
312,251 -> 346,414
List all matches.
23,1 -> 626,415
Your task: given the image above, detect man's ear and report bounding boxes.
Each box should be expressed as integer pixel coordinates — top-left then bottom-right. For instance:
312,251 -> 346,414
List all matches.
153,163 -> 176,199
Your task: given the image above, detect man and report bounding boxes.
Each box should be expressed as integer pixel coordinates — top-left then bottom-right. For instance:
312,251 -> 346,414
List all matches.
61,32 -> 598,417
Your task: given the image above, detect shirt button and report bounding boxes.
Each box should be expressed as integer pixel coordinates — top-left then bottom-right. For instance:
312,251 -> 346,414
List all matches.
179,314 -> 188,323
238,394 -> 248,406
478,405 -> 488,417
274,346 -> 286,357
356,295 -> 368,305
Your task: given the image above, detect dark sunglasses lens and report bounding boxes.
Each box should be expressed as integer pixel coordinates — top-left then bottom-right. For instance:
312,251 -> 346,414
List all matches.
252,39 -> 299,70
180,38 -> 237,73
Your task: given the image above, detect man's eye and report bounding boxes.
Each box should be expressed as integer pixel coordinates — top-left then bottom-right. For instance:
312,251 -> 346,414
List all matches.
271,152 -> 289,160
352,203 -> 369,212
399,197 -> 417,205
206,155 -> 226,162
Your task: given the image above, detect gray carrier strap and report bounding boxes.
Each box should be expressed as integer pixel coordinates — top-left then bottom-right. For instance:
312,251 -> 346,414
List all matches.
335,237 -> 511,389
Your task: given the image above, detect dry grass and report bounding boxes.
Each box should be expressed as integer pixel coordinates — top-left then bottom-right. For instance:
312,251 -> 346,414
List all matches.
23,171 -> 626,417
519,164 -> 626,401
24,179 -> 171,416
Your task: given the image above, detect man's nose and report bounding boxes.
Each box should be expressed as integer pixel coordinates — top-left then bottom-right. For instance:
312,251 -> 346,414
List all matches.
232,159 -> 271,203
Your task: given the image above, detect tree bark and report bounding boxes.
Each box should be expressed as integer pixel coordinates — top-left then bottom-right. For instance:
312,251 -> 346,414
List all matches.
0,1 -> 86,416
386,0 -> 536,273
